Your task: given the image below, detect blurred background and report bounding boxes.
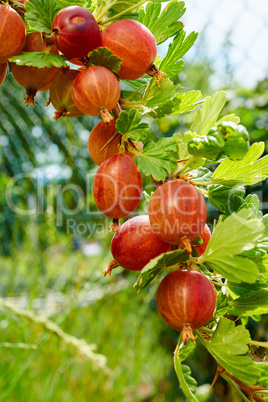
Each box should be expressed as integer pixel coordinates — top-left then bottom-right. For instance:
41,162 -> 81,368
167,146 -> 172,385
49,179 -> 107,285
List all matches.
0,0 -> 267,401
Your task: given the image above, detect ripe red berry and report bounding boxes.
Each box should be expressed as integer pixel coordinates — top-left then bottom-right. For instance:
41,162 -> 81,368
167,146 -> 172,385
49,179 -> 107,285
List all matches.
93,154 -> 142,221
51,6 -> 101,58
0,5 -> 26,63
156,269 -> 217,343
194,224 -> 211,256
88,120 -> 135,166
101,19 -> 157,80
110,215 -> 170,272
0,63 -> 7,86
10,32 -> 60,106
148,180 -> 207,250
49,69 -> 84,120
72,66 -> 121,123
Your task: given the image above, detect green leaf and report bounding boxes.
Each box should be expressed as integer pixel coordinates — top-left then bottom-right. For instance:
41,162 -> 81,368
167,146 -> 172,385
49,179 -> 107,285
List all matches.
208,185 -> 245,214
179,339 -> 197,362
197,318 -> 261,386
181,365 -> 197,394
9,52 -> 68,68
173,132 -> 199,160
216,114 -> 240,125
200,210 -> 264,283
230,290 -> 268,316
138,138 -> 178,181
188,132 -> 225,160
55,0 -> 87,9
143,77 -> 181,109
25,0 -> 60,34
133,249 -> 188,292
212,142 -> 268,186
115,109 -> 149,142
88,47 -> 122,73
139,1 -> 185,45
215,292 -> 230,318
190,91 -> 227,136
159,30 -> 198,78
190,167 -> 213,184
146,100 -> 175,119
171,90 -> 202,115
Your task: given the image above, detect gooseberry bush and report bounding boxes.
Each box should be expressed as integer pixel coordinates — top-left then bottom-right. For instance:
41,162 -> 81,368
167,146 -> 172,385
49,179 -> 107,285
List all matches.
1,0 -> 268,400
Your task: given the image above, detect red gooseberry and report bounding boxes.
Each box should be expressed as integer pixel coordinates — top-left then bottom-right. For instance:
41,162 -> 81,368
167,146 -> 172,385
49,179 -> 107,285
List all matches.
93,154 -> 142,224
51,6 -> 101,58
149,180 -> 207,251
103,215 -> 170,276
0,5 -> 26,63
156,269 -> 217,344
10,32 -> 60,106
72,66 -> 121,123
88,119 -> 135,166
49,69 -> 84,120
101,19 -> 157,80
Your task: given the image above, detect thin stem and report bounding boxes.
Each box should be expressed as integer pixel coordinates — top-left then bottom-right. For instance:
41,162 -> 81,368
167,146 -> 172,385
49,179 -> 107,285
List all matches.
250,341 -> 268,348
100,0 -> 147,26
209,280 -> 228,287
196,187 -> 209,197
198,327 -> 215,334
123,84 -> 147,102
174,156 -> 197,176
192,181 -> 213,186
174,334 -> 199,402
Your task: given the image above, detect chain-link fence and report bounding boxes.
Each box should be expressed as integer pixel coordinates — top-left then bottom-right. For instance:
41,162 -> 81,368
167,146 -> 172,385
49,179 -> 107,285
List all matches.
181,0 -> 268,90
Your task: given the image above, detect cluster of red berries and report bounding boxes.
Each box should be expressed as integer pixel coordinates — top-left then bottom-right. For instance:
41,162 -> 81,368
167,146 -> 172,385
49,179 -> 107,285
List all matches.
0,4 -> 217,342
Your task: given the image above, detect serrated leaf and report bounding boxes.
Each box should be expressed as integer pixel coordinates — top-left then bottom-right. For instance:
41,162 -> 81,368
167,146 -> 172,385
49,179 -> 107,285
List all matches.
171,90 -> 202,115
133,249 -> 188,292
115,109 -> 149,142
190,91 -> 227,136
139,1 -> 185,45
88,47 -> 122,73
174,351 -> 198,400
200,210 -> 264,283
179,339 -> 197,362
159,31 -> 198,77
189,167 -> 213,184
181,365 -> 198,394
230,290 -> 268,316
216,114 -> 240,125
9,52 -> 67,68
138,138 -> 178,181
197,317 -> 261,386
212,142 -> 268,186
55,0 -> 87,9
146,100 -> 174,118
143,77 -> 181,109
173,132 -> 198,160
25,0 -> 60,34
188,132 -> 225,160
208,185 -> 245,214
